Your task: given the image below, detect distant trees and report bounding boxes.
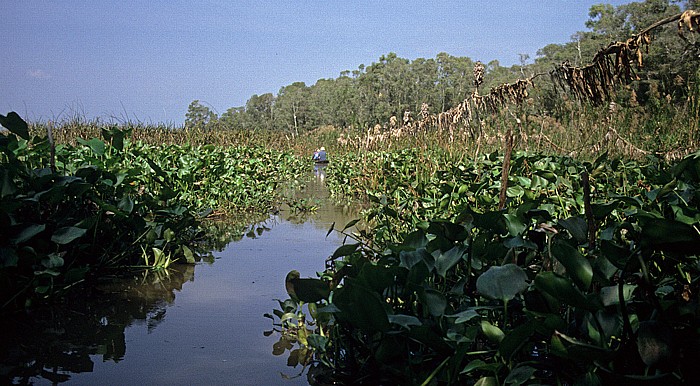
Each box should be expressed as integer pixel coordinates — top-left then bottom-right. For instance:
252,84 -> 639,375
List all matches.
185,100 -> 218,130
190,0 -> 699,131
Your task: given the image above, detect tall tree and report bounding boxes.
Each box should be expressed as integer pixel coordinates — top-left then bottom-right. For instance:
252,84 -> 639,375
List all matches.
185,100 -> 218,130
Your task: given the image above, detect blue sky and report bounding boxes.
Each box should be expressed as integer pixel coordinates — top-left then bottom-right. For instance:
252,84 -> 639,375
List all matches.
2,1 -> 631,125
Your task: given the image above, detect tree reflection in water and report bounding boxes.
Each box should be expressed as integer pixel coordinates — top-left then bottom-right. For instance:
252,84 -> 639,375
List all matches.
0,265 -> 194,384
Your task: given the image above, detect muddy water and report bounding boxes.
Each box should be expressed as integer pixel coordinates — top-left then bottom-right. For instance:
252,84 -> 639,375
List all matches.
1,168 -> 359,385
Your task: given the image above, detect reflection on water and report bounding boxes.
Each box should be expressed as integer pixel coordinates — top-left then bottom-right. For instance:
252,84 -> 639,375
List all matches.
0,168 -> 360,385
0,265 -> 195,384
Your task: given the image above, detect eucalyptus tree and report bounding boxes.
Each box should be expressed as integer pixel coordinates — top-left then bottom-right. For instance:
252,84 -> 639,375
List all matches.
245,93 -> 275,131
185,100 -> 218,130
274,82 -> 310,133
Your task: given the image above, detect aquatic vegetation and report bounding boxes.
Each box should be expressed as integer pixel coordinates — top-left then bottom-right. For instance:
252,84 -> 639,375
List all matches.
272,149 -> 700,384
0,112 -> 306,311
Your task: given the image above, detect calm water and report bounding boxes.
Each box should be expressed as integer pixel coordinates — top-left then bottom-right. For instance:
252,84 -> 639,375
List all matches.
1,168 -> 358,385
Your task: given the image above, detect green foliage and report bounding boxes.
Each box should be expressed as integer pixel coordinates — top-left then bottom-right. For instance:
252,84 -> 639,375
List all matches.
185,99 -> 218,130
272,149 -> 700,384
1,111 -> 305,311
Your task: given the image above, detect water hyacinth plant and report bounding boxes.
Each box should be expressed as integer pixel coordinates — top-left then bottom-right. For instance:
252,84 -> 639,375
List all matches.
1,112 -> 306,311
271,147 -> 700,385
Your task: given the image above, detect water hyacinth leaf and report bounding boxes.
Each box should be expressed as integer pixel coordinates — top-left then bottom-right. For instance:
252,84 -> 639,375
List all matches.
51,226 -> 87,244
504,365 -> 537,385
535,272 -> 601,311
550,240 -> 592,290
388,314 -> 422,328
481,320 -> 505,343
285,270 -> 329,303
499,320 -> 537,359
640,218 -> 700,254
600,240 -> 631,269
181,245 -> 196,264
333,278 -> 389,332
449,309 -> 479,324
558,216 -> 588,244
78,138 -> 106,157
0,112 -> 30,140
462,360 -> 501,375
42,253 -> 64,269
420,288 -> 447,317
474,377 -> 498,386
118,195 -> 135,214
591,201 -> 619,219
0,247 -> 19,268
331,243 -> 359,260
435,244 -> 467,277
553,331 -> 614,362
476,264 -> 529,302
599,284 -> 636,306
402,229 -> 428,249
399,247 -> 431,269
306,334 -> 328,353
13,224 -> 46,244
503,214 -> 527,236
358,264 -> 397,293
1,170 -> 17,197
637,321 -> 673,367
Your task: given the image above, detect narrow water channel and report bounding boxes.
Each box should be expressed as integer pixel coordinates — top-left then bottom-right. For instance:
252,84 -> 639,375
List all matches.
1,167 -> 358,385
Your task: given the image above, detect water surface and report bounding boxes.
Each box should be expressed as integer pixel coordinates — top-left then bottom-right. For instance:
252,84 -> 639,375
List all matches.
2,169 -> 358,385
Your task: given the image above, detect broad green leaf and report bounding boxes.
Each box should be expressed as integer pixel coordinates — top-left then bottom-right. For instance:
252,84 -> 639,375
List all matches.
333,278 -> 389,332
535,272 -> 601,311
51,226 -> 87,244
476,264 -> 529,302
481,320 -> 505,343
118,195 -> 135,214
182,245 -> 196,264
399,247 -> 430,269
420,288 -> 447,317
0,112 -> 30,140
599,284 -> 636,306
285,271 -> 329,303
499,320 -> 537,359
42,253 -> 64,269
558,216 -> 588,244
388,314 -> 422,328
504,365 -> 537,385
448,309 -> 479,324
636,321 -> 673,367
13,224 -> 46,244
1,170 -> 17,197
550,240 -> 592,290
78,138 -> 106,157
461,359 -> 501,375
306,333 -> 328,352
435,244 -> 467,277
504,213 -> 526,236
331,243 -> 359,260
0,247 -> 19,268
640,218 -> 700,254
474,377 -> 498,386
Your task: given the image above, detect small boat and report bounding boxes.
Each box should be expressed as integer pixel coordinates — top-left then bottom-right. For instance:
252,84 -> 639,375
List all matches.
314,159 -> 329,165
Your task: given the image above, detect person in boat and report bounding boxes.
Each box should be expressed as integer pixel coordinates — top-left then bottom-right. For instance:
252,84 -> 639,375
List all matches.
312,148 -> 320,161
316,147 -> 327,163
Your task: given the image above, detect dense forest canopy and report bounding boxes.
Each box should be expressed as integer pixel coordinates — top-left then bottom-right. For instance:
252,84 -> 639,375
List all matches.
185,0 -> 700,133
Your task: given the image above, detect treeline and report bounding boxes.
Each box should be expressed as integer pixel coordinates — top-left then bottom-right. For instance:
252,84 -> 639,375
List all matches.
185,0 -> 700,132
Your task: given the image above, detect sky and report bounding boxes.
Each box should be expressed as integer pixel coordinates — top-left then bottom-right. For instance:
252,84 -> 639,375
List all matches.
2,1 -> 632,125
